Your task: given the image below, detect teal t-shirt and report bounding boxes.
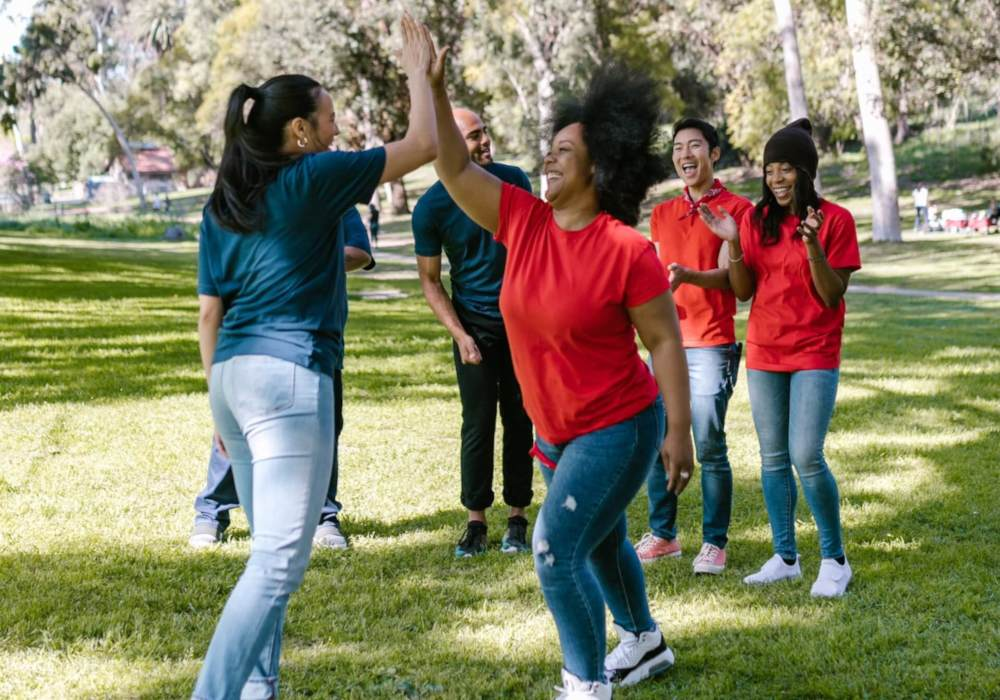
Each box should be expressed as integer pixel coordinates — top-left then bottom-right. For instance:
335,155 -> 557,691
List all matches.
412,161 -> 531,318
197,148 -> 385,376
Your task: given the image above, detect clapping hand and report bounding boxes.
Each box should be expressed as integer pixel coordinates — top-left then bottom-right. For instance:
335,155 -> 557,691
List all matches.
797,206 -> 825,243
698,203 -> 738,242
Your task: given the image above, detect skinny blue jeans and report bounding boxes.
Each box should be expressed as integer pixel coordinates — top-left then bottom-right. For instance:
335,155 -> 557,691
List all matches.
646,344 -> 740,547
747,368 -> 844,560
194,371 -> 345,529
193,355 -> 335,700
532,398 -> 663,683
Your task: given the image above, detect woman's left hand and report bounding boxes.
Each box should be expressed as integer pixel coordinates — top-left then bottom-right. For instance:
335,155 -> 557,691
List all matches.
798,206 -> 825,243
663,430 -> 694,495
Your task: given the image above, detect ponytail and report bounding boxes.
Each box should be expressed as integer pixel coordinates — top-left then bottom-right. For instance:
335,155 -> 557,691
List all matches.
208,75 -> 323,233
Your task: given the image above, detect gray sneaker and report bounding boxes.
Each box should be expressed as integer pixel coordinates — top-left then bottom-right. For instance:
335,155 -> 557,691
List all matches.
189,521 -> 222,549
314,519 -> 349,550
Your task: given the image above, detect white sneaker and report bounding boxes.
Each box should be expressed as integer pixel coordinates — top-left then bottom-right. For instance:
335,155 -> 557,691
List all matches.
604,622 -> 675,687
188,522 -> 222,549
554,669 -> 612,699
742,554 -> 802,586
313,520 -> 349,550
811,558 -> 852,598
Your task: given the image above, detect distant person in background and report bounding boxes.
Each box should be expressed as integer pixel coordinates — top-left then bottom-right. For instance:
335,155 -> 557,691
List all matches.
912,183 -> 929,233
368,194 -> 380,247
189,208 -> 376,552
987,199 -> 999,233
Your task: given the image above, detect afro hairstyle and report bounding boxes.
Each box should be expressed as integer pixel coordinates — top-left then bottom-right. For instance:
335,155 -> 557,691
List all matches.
550,63 -> 669,226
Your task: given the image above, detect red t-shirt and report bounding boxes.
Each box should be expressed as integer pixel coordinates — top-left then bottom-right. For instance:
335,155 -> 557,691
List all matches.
740,199 -> 861,371
496,183 -> 669,444
650,183 -> 753,347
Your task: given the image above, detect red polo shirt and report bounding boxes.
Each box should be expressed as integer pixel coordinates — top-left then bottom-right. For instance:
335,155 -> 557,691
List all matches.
650,181 -> 753,347
496,183 -> 669,444
740,200 -> 861,371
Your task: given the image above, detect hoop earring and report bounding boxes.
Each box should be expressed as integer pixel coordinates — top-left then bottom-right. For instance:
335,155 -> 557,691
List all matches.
297,137 -> 308,149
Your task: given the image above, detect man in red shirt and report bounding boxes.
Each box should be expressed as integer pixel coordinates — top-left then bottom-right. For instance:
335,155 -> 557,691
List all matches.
634,118 -> 751,575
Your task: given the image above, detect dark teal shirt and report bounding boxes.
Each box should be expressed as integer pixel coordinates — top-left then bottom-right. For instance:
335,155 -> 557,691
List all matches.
412,161 -> 531,318
197,148 -> 385,375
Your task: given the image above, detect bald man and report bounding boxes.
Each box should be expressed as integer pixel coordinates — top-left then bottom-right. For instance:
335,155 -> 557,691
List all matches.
412,109 -> 535,557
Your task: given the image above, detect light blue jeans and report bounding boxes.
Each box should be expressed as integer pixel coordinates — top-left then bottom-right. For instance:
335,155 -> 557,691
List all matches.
646,344 -> 741,547
532,398 -> 663,683
747,368 -> 844,560
193,355 -> 335,700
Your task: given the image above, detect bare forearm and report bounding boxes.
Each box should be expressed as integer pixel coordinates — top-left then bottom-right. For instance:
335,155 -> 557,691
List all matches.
685,268 -> 731,290
198,320 -> 219,384
650,337 -> 692,435
726,240 -> 755,300
806,243 -> 848,306
420,276 -> 468,340
432,87 -> 470,181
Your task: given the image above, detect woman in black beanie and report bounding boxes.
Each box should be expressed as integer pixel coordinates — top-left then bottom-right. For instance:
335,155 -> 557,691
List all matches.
698,118 -> 860,598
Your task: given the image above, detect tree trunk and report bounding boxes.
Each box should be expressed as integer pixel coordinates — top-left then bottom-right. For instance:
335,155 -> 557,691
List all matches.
774,0 -> 821,193
513,10 -> 558,199
893,87 -> 910,145
389,179 -> 409,215
774,0 -> 808,120
77,84 -> 147,210
845,0 -> 902,242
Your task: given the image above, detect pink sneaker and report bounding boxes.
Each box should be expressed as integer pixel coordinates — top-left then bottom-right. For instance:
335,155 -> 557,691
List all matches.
634,533 -> 682,563
692,543 -> 726,575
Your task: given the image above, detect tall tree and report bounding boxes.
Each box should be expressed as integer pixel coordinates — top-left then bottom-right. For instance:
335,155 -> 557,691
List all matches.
845,0 -> 901,242
4,1 -> 149,208
773,0 -> 808,120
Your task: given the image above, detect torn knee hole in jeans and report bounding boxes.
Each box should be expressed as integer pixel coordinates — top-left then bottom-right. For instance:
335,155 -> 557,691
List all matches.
534,538 -> 556,566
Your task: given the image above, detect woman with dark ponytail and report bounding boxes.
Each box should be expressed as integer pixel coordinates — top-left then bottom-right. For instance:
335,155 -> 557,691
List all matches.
428,39 -> 693,699
698,118 -> 860,599
192,16 -> 437,700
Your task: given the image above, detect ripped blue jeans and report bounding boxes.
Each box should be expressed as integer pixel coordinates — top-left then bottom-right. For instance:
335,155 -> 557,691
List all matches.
532,397 -> 663,682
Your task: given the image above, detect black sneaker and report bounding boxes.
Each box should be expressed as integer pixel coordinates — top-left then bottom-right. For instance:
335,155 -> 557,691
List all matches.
455,521 -> 488,558
501,516 -> 530,554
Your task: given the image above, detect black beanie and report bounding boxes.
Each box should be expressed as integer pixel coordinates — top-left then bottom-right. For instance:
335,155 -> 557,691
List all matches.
763,118 -> 818,180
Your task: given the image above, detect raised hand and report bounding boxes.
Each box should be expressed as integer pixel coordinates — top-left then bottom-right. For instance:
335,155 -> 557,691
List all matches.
797,206 -> 825,243
698,203 -> 738,241
398,13 -> 432,79
419,22 -> 449,92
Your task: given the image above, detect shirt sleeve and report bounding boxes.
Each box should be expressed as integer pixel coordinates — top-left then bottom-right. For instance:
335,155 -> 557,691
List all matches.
624,242 -> 671,307
496,182 -> 545,247
411,197 -> 441,257
308,148 -> 387,222
197,218 -> 219,296
821,205 -> 862,271
342,208 -> 375,270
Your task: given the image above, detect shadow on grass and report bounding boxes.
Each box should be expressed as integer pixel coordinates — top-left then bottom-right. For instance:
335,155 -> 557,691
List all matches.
1,243 -> 465,406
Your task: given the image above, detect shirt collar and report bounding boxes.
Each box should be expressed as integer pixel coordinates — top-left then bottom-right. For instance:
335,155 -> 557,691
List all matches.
681,179 -> 725,218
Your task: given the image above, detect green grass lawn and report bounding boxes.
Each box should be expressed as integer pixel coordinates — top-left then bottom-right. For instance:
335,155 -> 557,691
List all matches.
1,225 -> 999,699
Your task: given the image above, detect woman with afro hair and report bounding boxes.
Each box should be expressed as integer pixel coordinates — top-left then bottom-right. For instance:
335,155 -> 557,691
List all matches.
425,33 -> 693,699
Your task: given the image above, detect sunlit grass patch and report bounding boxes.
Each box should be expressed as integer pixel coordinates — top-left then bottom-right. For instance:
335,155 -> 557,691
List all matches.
2,233 -> 999,698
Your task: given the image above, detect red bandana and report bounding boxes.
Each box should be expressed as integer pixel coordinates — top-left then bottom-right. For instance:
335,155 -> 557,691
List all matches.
680,179 -> 724,219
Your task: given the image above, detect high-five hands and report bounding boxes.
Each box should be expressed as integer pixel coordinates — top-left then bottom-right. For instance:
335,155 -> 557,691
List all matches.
398,14 -> 434,79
